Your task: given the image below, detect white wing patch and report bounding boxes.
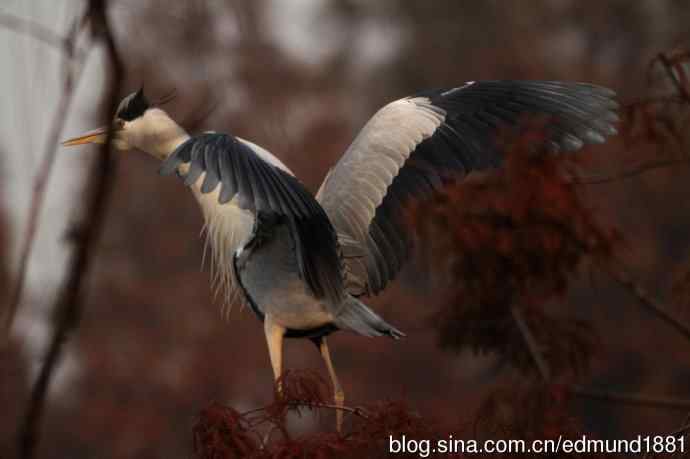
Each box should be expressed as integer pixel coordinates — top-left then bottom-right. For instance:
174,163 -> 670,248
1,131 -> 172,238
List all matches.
318,97 -> 445,227
315,96 -> 446,295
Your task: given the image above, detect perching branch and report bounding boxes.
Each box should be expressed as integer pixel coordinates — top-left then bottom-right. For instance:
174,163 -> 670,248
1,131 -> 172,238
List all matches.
242,401 -> 371,421
1,9 -> 90,345
17,1 -> 124,458
285,401 -> 371,420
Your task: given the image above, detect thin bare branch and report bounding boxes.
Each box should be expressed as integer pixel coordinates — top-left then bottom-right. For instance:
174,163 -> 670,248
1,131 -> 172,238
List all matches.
17,1 -> 124,458
602,260 -> 690,345
181,95 -> 221,132
642,413 -> 690,459
1,10 -> 90,346
572,386 -> 690,411
669,415 -> 690,438
242,401 -> 371,422
574,156 -> 690,185
0,10 -> 67,50
654,51 -> 690,103
511,306 -> 551,381
285,401 -> 371,420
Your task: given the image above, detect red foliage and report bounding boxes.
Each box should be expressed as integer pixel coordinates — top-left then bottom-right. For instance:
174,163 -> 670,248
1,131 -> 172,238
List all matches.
193,375 -> 628,458
193,403 -> 259,459
474,383 -> 613,459
191,65 -> 690,455
193,373 -> 445,458
269,369 -> 330,417
407,127 -> 617,377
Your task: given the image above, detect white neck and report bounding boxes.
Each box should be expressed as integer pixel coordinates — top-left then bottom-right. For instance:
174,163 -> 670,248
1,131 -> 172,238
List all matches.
127,108 -> 190,161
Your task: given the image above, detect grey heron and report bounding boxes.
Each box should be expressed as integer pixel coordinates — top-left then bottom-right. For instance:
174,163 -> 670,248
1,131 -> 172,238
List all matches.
63,81 -> 618,431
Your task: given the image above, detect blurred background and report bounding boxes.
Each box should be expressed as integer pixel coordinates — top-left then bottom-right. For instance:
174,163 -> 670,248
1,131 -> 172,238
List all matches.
2,0 -> 690,457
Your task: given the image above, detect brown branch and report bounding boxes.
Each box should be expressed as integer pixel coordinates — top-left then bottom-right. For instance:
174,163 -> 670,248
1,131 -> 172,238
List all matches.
655,51 -> 690,103
574,156 -> 690,185
242,400 -> 372,431
186,101 -> 221,131
601,260 -> 690,345
0,10 -> 68,50
642,414 -> 690,459
511,306 -> 551,381
285,401 -> 371,420
572,386 -> 690,411
0,11 -> 89,63
243,401 -> 371,421
1,10 -> 90,345
17,1 -> 123,458
669,415 -> 690,438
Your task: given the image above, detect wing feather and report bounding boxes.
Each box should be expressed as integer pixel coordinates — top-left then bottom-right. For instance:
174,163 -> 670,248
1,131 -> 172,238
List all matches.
161,133 -> 344,305
317,80 -> 619,296
201,143 -> 221,193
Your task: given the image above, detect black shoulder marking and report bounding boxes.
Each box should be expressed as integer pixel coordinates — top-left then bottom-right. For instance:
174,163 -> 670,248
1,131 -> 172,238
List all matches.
161,133 -> 345,304
116,88 -> 150,121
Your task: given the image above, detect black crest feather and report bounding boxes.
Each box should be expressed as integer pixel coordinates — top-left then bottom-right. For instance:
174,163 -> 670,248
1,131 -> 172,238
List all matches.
116,87 -> 150,121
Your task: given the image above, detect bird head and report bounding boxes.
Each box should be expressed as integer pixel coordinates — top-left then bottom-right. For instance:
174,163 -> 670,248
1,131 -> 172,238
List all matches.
62,88 -> 187,160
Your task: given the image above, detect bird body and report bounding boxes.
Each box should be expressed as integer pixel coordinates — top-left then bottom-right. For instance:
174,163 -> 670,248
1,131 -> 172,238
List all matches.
234,214 -> 400,337
63,80 -> 620,431
168,131 -> 403,339
238,219 -> 337,332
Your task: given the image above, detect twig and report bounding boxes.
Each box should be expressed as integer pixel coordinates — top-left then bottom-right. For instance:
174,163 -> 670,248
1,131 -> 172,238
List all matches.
0,10 -> 68,50
1,10 -> 90,345
17,1 -> 123,458
602,260 -> 690,345
574,156 -> 690,185
655,51 -> 690,103
285,401 -> 371,419
669,416 -> 690,438
511,306 -> 551,381
642,412 -> 690,459
572,386 -> 690,411
0,11 -> 89,63
243,401 -> 371,421
183,98 -> 220,132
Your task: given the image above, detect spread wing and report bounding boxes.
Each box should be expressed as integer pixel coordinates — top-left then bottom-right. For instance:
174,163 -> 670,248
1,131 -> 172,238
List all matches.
161,133 -> 344,306
316,80 -> 619,297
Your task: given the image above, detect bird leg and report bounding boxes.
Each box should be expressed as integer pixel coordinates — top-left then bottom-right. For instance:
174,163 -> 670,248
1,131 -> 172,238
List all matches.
264,315 -> 286,396
313,336 -> 345,433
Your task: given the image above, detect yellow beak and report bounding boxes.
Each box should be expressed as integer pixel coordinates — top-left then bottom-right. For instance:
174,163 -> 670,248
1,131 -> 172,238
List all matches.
61,126 -> 109,147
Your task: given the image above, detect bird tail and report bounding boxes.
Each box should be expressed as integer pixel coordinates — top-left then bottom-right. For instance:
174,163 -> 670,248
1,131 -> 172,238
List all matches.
334,296 -> 405,339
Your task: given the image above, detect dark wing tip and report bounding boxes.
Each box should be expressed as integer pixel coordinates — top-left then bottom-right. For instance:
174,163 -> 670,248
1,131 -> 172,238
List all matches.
429,80 -> 619,154
389,327 -> 406,339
